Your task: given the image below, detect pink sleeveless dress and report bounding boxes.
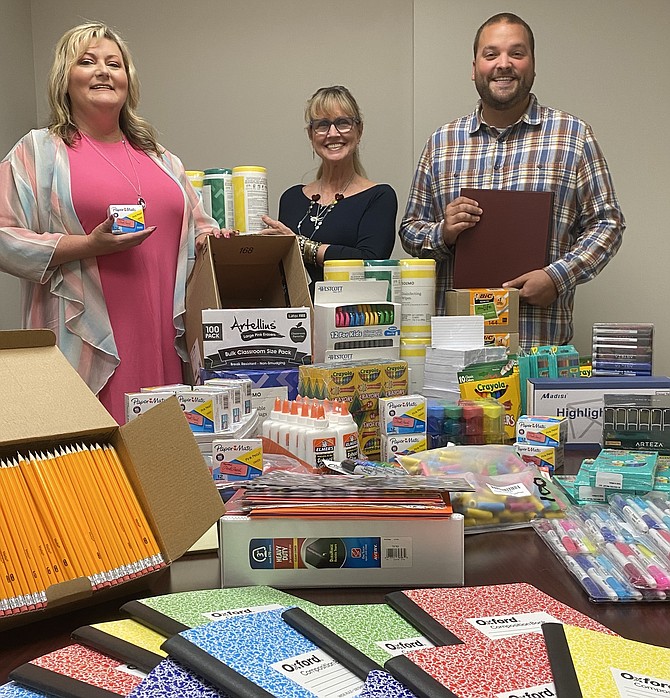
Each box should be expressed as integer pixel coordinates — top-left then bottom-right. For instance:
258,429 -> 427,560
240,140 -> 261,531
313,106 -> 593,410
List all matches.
69,136 -> 184,423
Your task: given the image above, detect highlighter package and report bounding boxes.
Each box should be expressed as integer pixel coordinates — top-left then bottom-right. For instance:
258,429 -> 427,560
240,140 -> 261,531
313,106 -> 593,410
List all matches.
108,204 -> 145,233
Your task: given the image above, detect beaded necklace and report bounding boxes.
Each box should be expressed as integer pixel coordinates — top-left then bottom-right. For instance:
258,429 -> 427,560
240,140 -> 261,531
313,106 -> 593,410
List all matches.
296,173 -> 355,240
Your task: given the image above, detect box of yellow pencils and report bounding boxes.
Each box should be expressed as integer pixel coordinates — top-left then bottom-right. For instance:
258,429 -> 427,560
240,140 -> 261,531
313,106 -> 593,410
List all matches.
0,329 -> 225,629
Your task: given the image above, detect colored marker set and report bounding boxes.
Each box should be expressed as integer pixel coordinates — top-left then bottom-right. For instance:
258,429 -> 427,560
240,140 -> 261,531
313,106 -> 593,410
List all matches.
533,492 -> 670,601
592,322 -> 654,376
335,304 -> 394,327
426,398 -> 506,448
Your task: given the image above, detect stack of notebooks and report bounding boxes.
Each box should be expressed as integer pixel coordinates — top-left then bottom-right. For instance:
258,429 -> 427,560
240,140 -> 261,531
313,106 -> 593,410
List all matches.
6,583 -> 670,697
222,470 -> 472,519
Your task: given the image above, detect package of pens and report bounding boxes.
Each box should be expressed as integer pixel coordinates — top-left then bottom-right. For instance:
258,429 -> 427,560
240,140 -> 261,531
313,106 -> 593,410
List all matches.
532,493 -> 670,602
397,445 -> 567,532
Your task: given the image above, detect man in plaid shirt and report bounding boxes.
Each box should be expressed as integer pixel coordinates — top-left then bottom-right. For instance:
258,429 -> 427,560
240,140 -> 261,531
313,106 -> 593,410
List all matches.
399,12 -> 625,350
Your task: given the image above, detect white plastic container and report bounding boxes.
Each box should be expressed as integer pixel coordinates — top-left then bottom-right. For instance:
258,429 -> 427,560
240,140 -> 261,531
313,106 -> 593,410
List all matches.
399,258 -> 436,338
304,405 -> 337,467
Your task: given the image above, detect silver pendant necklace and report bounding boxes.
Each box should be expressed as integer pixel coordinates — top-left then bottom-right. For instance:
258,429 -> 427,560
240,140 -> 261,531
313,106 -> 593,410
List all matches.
80,132 -> 146,209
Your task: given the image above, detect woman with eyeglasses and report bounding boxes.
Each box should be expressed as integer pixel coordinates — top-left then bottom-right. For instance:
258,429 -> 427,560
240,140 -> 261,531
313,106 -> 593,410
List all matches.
261,85 -> 397,291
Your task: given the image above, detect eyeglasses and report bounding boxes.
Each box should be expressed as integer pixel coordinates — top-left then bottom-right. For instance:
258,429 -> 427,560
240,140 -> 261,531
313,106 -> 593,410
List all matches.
309,117 -> 360,135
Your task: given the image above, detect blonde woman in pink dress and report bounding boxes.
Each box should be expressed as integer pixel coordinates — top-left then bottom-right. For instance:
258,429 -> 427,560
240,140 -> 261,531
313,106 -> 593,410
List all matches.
0,22 -> 222,423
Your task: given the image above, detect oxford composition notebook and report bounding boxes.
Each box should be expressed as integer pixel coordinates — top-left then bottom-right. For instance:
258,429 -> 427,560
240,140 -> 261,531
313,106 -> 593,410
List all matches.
9,643 -> 145,697
543,622 -> 670,697
121,586 -> 315,636
127,656 -> 227,698
0,684 -> 50,698
453,188 -> 553,289
358,670 -> 419,698
281,604 -> 436,671
386,582 -> 614,648
162,607 -> 365,698
385,632 -> 555,698
72,619 -> 167,674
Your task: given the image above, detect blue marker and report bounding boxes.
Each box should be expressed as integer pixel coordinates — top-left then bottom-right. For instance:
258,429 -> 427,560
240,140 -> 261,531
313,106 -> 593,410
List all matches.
562,555 -> 602,599
573,554 -> 618,600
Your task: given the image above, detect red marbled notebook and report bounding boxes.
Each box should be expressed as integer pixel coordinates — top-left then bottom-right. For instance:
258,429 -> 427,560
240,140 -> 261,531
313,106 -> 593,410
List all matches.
9,643 -> 144,697
386,582 -> 615,649
386,632 -> 555,698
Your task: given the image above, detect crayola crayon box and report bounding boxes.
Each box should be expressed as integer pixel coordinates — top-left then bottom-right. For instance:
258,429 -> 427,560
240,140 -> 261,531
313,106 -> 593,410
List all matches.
0,329 -> 225,630
457,358 -> 521,440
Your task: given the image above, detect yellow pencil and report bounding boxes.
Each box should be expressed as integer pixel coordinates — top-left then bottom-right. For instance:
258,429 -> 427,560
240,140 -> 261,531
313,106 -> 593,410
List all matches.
69,444 -> 131,583
6,458 -> 59,589
0,460 -> 46,608
81,445 -> 143,578
51,448 -> 111,588
42,450 -> 108,589
90,444 -> 155,574
0,461 -> 39,610
100,444 -> 165,570
26,451 -> 82,581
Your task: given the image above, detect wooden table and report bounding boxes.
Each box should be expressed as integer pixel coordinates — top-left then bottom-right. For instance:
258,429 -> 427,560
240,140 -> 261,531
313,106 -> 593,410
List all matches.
1,450 -> 669,681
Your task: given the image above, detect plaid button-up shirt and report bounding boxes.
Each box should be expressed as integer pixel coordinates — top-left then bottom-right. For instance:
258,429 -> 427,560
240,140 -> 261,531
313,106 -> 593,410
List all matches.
399,95 -> 625,350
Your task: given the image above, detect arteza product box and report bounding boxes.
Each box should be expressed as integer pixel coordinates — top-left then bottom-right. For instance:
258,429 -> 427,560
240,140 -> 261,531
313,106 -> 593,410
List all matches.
201,307 -> 312,370
219,515 -> 464,588
527,377 -> 670,446
185,235 -> 312,382
445,288 -> 519,332
0,330 -> 225,630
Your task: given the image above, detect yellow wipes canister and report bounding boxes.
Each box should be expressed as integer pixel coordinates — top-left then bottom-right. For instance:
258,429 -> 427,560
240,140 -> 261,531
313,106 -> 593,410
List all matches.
232,166 -> 268,232
323,259 -> 366,281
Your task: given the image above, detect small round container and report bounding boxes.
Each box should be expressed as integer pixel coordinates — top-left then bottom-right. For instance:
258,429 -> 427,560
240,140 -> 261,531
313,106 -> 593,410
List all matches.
202,168 -> 233,228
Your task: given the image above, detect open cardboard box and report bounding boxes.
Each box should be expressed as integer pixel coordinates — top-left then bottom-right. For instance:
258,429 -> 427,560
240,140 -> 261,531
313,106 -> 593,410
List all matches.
0,329 -> 225,629
185,234 -> 312,383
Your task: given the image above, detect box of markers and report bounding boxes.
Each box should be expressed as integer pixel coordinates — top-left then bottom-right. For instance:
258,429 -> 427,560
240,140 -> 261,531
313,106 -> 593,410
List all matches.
0,329 -> 225,629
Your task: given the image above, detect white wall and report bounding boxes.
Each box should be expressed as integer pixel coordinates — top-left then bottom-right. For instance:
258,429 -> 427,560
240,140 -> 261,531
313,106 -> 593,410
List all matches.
2,1 -> 668,372
0,0 -> 35,329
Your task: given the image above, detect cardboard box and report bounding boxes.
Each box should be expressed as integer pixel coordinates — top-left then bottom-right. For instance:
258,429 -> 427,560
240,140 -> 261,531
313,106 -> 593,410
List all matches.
446,288 -> 519,332
527,377 -> 670,446
0,330 -> 225,629
185,234 -> 312,382
219,515 -> 464,588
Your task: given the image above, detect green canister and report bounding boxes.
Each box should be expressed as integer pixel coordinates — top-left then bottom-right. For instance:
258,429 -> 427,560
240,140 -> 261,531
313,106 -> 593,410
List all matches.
364,259 -> 401,303
202,168 -> 233,228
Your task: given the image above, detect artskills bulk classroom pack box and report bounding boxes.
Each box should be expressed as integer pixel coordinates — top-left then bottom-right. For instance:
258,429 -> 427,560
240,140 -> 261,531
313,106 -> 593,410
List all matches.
185,234 -> 312,382
0,330 -> 225,630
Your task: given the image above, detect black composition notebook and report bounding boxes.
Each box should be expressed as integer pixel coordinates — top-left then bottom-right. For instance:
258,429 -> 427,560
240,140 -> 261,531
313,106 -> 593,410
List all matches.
453,188 -> 554,289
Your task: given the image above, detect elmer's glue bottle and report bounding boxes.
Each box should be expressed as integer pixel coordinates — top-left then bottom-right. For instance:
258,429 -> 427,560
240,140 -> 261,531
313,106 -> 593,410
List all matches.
304,405 -> 337,467
332,401 -> 360,461
269,399 -> 291,445
262,397 -> 283,439
278,401 -> 301,452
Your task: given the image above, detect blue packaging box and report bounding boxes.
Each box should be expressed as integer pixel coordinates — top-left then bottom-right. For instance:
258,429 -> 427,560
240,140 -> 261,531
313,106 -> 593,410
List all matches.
201,367 -> 299,400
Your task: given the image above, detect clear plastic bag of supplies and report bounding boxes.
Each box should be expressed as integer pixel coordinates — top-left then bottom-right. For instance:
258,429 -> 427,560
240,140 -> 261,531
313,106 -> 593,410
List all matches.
397,444 -> 567,533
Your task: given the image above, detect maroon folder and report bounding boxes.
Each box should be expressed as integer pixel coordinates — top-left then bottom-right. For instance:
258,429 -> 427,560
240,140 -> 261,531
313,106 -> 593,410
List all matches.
453,189 -> 553,289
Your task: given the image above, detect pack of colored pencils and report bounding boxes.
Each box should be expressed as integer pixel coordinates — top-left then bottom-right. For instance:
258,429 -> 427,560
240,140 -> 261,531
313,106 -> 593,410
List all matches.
0,443 -> 165,616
